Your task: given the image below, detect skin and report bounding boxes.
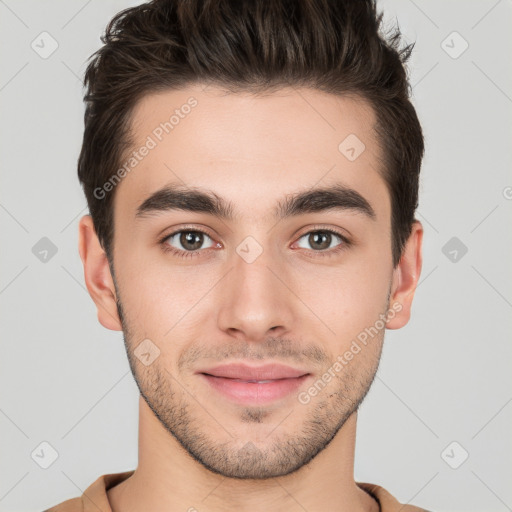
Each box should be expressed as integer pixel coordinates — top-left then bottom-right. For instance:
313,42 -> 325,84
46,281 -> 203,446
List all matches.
78,83 -> 423,512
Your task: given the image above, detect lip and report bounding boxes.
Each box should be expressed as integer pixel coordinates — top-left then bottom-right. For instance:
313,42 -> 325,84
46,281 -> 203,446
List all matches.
196,363 -> 311,405
196,363 -> 309,380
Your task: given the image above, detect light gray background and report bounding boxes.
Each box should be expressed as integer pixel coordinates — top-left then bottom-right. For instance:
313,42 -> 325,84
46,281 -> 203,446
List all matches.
1,1 -> 511,511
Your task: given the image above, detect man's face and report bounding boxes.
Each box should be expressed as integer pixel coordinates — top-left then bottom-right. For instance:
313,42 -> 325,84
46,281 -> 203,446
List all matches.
107,84 -> 398,479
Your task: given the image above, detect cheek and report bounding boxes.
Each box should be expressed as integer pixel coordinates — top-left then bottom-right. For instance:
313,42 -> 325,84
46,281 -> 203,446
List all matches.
113,248 -> 166,333
115,252 -> 218,340
295,259 -> 390,341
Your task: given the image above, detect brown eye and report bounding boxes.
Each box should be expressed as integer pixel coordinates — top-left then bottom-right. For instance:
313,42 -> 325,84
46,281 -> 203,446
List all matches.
296,230 -> 345,252
163,230 -> 215,253
179,231 -> 204,251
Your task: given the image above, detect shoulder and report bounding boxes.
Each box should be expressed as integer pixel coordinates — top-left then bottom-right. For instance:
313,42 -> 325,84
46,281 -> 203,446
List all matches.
43,496 -> 83,512
358,482 -> 433,512
42,470 -> 135,512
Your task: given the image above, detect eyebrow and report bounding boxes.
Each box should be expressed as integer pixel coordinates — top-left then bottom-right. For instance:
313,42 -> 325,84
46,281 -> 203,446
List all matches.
135,183 -> 376,221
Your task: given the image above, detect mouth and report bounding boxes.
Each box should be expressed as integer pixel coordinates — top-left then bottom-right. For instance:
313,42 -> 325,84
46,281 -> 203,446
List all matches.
196,363 -> 311,404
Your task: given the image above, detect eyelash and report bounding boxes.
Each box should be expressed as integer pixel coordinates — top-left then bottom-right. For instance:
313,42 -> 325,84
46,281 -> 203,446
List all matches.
158,226 -> 351,260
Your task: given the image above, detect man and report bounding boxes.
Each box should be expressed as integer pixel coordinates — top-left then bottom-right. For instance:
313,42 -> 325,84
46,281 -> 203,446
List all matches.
46,0 -> 428,510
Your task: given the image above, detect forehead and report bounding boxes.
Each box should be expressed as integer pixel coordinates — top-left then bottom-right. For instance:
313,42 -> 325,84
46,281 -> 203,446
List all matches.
114,84 -> 388,224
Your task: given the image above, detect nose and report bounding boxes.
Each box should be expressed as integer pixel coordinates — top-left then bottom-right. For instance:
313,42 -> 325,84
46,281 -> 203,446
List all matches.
216,244 -> 296,343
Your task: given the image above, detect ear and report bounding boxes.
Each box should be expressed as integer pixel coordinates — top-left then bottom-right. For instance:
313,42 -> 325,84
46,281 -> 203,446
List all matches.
78,215 -> 123,331
386,220 -> 423,329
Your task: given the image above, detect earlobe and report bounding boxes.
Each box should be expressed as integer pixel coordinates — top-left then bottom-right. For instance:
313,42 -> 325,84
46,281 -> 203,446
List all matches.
386,220 -> 423,330
78,215 -> 123,331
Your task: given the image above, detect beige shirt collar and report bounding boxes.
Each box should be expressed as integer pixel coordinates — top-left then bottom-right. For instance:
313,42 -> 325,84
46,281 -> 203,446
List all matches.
45,470 -> 430,512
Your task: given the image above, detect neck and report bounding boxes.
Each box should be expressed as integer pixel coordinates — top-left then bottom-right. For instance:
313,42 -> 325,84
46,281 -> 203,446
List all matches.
108,396 -> 379,512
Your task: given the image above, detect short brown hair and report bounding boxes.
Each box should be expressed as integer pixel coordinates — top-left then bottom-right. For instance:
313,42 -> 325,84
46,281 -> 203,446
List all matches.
78,0 -> 424,268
